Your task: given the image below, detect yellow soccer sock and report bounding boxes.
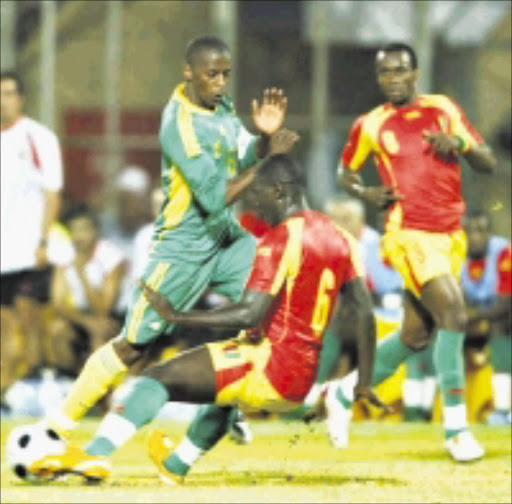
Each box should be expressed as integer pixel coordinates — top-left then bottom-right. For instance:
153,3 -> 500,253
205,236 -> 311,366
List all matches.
61,341 -> 128,422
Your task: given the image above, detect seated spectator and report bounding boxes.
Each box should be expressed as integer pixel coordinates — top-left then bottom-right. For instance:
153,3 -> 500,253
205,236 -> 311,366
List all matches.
45,204 -> 126,377
462,210 -> 511,425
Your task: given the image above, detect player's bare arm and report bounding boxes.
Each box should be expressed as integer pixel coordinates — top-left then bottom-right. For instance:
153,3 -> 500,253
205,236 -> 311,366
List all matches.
338,168 -> 404,210
423,131 -> 497,174
339,277 -> 390,411
140,280 -> 273,331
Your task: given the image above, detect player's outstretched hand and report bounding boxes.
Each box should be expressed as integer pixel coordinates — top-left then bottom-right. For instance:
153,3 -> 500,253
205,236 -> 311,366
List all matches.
139,280 -> 176,322
251,88 -> 287,137
269,128 -> 300,155
423,131 -> 460,161
354,385 -> 394,414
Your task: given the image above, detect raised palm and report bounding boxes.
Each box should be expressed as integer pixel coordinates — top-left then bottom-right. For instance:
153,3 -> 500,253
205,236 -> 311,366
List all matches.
251,88 -> 287,136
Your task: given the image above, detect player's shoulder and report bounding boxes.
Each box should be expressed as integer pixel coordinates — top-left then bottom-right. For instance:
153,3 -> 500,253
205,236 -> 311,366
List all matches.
419,93 -> 463,113
350,104 -> 389,132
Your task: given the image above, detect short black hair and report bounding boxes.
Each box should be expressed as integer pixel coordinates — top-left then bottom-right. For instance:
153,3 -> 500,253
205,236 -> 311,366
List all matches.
0,70 -> 24,94
63,203 -> 99,229
258,154 -> 305,190
377,43 -> 418,70
185,36 -> 230,67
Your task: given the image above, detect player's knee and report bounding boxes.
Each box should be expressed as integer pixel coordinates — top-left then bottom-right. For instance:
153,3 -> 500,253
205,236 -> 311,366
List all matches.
431,296 -> 467,331
400,327 -> 430,350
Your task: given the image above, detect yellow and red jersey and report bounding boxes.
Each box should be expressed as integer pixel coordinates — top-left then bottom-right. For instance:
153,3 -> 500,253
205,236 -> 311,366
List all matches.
244,209 -> 364,402
342,94 -> 483,233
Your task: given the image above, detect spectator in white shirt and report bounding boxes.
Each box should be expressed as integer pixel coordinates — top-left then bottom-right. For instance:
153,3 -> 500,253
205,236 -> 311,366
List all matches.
1,71 -> 64,406
46,204 -> 126,376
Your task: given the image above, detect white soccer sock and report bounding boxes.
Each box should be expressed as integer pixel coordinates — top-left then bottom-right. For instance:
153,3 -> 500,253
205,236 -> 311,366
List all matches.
444,403 -> 467,433
175,436 -> 204,467
403,379 -> 423,408
327,370 -> 358,403
95,412 -> 137,448
421,377 -> 437,412
492,373 -> 511,412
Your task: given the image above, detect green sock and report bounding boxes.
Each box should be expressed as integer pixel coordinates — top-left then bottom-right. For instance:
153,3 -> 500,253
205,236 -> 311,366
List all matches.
434,329 -> 466,438
373,331 -> 415,385
164,404 -> 232,476
316,327 -> 342,383
490,336 -> 512,373
85,377 -> 169,457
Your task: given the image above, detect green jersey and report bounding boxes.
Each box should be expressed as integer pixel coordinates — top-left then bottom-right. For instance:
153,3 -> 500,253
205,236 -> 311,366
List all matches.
152,82 -> 259,262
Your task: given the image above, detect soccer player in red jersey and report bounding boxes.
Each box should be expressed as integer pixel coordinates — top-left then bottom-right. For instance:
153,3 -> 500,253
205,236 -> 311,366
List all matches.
328,42 -> 497,461
30,154 -> 385,484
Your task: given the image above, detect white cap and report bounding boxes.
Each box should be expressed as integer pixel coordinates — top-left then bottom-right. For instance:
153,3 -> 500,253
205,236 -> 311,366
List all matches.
115,166 -> 151,193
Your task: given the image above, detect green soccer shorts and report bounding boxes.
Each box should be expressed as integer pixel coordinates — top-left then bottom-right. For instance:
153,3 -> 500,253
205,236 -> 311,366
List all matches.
122,234 -> 256,345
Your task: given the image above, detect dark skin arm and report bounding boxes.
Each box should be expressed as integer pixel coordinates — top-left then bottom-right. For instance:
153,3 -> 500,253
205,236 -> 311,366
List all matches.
338,169 -> 404,210
139,280 -> 273,331
423,132 -> 497,174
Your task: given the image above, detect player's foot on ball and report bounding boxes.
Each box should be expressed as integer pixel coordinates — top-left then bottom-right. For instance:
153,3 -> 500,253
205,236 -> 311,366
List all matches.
29,444 -> 111,483
325,383 -> 352,450
147,430 -> 185,486
229,417 -> 253,445
445,430 -> 485,462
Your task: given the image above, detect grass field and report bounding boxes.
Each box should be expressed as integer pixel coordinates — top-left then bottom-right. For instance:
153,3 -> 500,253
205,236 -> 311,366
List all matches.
1,417 -> 511,503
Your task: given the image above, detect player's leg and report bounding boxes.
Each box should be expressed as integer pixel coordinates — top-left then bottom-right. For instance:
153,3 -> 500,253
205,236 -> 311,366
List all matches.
208,233 -> 257,444
325,291 -> 431,448
420,274 -> 484,460
403,341 -> 436,422
30,345 -> 220,482
45,259 -> 208,431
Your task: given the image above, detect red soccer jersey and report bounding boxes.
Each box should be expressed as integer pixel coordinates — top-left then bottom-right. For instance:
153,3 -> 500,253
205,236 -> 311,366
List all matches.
238,211 -> 272,238
342,94 -> 483,233
245,209 -> 364,402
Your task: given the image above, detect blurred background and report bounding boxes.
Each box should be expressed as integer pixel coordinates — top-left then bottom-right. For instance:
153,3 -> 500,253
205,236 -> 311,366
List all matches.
1,0 -> 510,236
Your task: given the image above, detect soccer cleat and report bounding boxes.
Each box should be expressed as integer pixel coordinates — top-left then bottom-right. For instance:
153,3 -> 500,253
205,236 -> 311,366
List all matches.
147,430 -> 185,486
228,417 -> 253,445
445,430 -> 485,462
29,444 -> 111,483
325,383 -> 352,450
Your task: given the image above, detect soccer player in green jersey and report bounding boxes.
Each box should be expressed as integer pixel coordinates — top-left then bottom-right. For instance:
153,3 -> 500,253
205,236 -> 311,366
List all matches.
42,36 -> 298,435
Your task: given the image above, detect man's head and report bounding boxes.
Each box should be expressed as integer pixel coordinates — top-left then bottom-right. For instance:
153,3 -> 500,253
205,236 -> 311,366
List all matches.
183,36 -> 231,110
464,210 -> 492,258
1,71 -> 24,127
375,43 -> 419,106
115,166 -> 152,233
64,204 -> 99,255
248,154 -> 304,226
325,197 -> 366,239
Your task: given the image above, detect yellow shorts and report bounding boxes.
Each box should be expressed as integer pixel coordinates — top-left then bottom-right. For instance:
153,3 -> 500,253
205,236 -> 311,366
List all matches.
381,229 -> 466,298
206,334 -> 301,413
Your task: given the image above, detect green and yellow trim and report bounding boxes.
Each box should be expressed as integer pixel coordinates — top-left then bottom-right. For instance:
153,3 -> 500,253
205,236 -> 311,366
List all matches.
126,262 -> 170,343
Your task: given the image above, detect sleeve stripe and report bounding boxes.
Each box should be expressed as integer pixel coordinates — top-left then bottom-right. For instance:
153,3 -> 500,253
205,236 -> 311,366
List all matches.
178,105 -> 201,158
270,218 -> 304,295
334,224 -> 366,279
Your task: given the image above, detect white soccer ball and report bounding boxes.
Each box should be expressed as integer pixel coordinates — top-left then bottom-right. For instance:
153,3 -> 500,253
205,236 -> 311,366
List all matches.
6,423 -> 66,481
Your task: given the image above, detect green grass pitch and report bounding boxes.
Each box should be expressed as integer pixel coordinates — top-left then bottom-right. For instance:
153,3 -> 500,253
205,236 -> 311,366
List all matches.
1,417 -> 510,503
